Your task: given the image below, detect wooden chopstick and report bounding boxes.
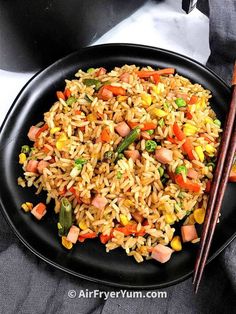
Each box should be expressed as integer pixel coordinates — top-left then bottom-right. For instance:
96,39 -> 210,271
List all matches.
193,62 -> 236,293
194,121 -> 236,293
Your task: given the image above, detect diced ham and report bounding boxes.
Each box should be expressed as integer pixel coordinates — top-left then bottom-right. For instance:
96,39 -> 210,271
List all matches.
120,72 -> 130,83
187,168 -> 198,180
97,86 -> 113,100
27,126 -> 40,141
115,121 -> 131,137
132,211 -> 144,223
96,67 -> 107,76
181,225 -> 198,242
155,148 -> 173,164
151,244 -> 173,263
124,150 -> 141,161
92,195 -> 108,210
66,225 -> 80,244
141,131 -> 151,140
31,203 -> 46,220
37,160 -> 49,174
26,160 -> 39,173
167,92 -> 175,98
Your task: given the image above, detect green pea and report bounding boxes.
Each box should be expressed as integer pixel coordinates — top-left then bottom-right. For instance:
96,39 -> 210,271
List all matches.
75,164 -> 82,171
175,98 -> 186,108
214,119 -> 221,127
104,151 -> 115,162
87,68 -> 95,73
66,97 -> 76,106
75,158 -> 87,170
21,145 -> 30,154
117,171 -> 122,179
145,140 -> 157,152
75,158 -> 87,164
147,130 -> 154,135
175,165 -> 187,175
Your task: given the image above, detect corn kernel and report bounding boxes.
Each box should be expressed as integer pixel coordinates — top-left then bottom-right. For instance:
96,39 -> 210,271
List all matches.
117,96 -> 128,102
152,82 -> 165,95
205,144 -> 216,156
87,113 -> 97,122
25,202 -> 33,210
61,236 -> 73,250
120,214 -> 129,226
196,97 -> 206,110
56,133 -> 68,150
183,123 -> 198,136
201,97 -> 206,110
56,141 -> 65,150
139,246 -> 148,255
195,146 -> 204,162
123,199 -> 134,207
21,202 -> 33,212
79,220 -> 88,230
19,153 -> 26,164
165,213 -> 176,225
151,108 -> 167,118
141,93 -> 152,107
21,204 -> 29,212
193,208 -> 206,224
187,213 -> 196,225
58,133 -> 68,141
205,117 -> 213,124
50,127 -> 61,135
200,98 -> 206,109
170,236 -> 182,251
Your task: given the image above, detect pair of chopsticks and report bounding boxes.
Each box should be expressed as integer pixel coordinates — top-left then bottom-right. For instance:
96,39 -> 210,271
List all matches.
193,62 -> 236,293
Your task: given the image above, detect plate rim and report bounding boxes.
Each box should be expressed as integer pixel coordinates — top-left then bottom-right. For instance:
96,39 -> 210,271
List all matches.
0,43 -> 234,289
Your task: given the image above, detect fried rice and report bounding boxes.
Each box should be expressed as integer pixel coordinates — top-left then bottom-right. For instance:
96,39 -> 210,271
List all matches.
18,65 -> 222,263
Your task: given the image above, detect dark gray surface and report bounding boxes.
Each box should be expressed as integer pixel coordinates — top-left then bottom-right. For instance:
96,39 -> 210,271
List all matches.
0,0 -> 235,313
206,0 -> 236,86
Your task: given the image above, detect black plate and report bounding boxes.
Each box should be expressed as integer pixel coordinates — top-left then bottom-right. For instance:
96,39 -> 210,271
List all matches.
0,44 -> 235,289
